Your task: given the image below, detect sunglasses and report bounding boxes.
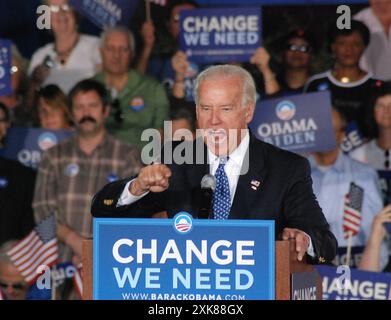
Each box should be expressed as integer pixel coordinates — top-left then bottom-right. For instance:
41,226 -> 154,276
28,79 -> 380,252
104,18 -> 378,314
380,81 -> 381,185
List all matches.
112,99 -> 124,125
385,150 -> 390,170
286,44 -> 311,53
50,4 -> 71,13
0,281 -> 27,291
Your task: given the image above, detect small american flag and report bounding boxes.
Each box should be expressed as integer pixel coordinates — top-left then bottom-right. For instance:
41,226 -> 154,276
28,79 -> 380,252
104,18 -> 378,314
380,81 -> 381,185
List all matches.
343,182 -> 364,239
148,0 -> 167,6
6,215 -> 58,284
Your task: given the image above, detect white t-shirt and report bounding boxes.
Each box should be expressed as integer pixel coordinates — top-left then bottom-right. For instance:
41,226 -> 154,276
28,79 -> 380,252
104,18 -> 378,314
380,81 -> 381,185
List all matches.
28,34 -> 102,93
354,7 -> 391,81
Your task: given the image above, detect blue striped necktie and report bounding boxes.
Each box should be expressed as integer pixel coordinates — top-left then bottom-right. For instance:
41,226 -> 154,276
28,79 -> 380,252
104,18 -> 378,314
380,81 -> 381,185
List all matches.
213,157 -> 231,220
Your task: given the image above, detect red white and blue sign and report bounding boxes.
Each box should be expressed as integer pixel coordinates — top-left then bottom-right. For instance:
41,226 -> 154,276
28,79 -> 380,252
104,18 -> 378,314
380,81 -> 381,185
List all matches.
2,128 -> 73,169
249,91 -> 336,154
179,7 -> 262,64
93,214 -> 275,300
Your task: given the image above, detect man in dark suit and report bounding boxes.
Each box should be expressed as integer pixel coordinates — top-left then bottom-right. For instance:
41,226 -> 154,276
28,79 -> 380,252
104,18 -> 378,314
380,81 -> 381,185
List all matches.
91,64 -> 337,264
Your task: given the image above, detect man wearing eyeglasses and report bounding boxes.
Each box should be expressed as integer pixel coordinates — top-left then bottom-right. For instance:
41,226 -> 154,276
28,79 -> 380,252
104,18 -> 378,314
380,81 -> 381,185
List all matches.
0,241 -> 36,300
94,26 -> 169,151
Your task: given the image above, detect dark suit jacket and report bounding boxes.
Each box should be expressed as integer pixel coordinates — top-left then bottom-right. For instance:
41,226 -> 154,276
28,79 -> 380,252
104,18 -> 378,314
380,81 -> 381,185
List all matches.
0,157 -> 36,245
91,134 -> 337,264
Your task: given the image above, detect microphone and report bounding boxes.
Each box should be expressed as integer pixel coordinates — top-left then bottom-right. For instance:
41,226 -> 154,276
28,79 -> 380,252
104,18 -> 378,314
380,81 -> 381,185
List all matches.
198,174 -> 216,219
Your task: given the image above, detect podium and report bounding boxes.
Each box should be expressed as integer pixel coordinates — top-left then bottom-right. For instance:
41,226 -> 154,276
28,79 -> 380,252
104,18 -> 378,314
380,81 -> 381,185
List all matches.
82,239 -> 322,300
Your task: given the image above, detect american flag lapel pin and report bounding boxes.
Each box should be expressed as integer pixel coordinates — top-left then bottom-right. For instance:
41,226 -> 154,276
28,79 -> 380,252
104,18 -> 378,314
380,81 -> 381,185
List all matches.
251,179 -> 261,190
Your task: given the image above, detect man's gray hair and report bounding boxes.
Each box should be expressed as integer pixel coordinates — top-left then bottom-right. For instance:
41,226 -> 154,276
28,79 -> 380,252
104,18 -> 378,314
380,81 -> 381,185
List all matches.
0,240 -> 18,265
100,26 -> 135,53
194,64 -> 257,107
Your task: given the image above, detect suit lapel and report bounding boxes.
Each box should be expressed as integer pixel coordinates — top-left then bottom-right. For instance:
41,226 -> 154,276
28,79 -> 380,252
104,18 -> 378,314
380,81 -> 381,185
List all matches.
229,134 -> 266,219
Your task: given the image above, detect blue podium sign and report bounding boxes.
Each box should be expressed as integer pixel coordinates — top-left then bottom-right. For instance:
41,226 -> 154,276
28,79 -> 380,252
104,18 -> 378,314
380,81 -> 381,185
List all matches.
93,213 -> 275,300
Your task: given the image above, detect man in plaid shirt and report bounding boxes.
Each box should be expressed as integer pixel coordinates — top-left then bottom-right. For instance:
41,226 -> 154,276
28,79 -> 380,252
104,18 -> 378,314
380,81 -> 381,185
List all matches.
33,79 -> 142,298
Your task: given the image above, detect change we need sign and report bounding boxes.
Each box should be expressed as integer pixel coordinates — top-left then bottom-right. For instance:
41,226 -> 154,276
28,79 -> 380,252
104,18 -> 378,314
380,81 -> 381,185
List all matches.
317,265 -> 391,300
93,212 -> 274,300
249,91 -> 336,154
179,7 -> 261,64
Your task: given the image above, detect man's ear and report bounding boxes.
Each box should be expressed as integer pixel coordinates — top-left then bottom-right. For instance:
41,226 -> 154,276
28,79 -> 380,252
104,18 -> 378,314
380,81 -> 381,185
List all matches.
103,105 -> 111,119
245,103 -> 256,123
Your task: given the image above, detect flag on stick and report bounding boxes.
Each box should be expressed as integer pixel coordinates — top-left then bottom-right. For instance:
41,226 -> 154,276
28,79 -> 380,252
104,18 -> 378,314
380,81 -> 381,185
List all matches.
343,182 -> 364,266
6,215 -> 58,285
343,182 -> 364,239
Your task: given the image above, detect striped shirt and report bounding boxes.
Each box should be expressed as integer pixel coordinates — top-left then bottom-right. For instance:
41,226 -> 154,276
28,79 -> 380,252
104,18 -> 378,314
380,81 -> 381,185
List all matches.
33,134 -> 142,262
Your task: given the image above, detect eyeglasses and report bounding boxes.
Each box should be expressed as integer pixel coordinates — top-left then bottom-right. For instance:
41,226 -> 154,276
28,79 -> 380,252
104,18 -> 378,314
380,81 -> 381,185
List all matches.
112,99 -> 124,125
50,4 -> 71,13
286,44 -> 311,53
385,150 -> 390,170
0,281 -> 27,291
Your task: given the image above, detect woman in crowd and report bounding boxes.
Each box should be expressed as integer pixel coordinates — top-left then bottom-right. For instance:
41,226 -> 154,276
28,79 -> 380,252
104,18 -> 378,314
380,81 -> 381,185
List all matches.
28,0 -> 101,94
251,28 -> 315,97
350,81 -> 391,171
304,20 -> 380,137
358,205 -> 391,272
36,84 -> 73,130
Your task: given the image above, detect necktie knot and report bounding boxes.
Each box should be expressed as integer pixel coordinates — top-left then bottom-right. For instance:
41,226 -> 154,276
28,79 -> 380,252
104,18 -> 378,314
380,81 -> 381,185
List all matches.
218,157 -> 228,166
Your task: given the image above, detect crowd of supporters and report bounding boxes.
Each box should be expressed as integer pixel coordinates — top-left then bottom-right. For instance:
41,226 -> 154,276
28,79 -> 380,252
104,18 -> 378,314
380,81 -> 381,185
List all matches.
1,0 -> 391,300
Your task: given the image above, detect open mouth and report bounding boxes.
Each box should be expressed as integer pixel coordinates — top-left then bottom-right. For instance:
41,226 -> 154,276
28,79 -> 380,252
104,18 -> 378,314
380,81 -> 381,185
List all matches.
204,129 -> 227,144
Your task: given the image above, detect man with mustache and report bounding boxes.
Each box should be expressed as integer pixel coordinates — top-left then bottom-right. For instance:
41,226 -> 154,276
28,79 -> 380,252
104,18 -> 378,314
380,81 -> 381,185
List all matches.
91,65 -> 337,264
33,79 -> 142,299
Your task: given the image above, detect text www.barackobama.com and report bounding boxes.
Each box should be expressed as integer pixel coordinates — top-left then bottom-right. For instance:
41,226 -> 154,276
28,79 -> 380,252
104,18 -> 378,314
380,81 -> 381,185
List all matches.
121,292 -> 246,300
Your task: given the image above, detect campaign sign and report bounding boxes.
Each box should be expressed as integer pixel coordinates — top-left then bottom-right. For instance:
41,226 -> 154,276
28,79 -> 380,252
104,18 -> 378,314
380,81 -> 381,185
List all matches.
316,265 -> 391,300
249,91 -> 336,154
2,127 -> 73,169
332,246 -> 365,269
69,0 -> 137,29
93,213 -> 275,300
341,121 -> 364,153
0,39 -> 12,96
291,271 -> 318,300
179,8 -> 261,63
